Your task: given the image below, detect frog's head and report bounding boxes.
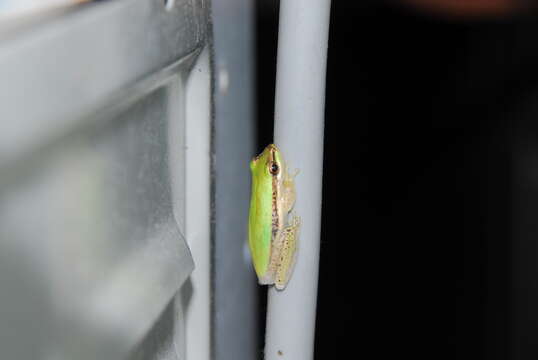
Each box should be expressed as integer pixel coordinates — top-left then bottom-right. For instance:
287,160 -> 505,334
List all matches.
250,144 -> 283,179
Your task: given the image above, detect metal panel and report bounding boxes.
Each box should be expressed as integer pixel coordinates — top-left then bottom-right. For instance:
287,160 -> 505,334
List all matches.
0,0 -> 206,165
0,0 -> 209,359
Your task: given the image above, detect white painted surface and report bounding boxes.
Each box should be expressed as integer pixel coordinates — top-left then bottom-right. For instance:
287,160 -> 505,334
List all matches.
266,0 -> 332,359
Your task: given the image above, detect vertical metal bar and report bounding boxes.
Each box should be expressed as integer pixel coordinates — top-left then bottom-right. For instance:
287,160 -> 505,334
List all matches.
184,47 -> 212,360
212,0 -> 258,359
265,1 -> 331,360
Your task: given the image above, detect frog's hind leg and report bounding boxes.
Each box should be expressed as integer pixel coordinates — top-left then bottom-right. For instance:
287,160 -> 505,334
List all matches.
274,215 -> 301,290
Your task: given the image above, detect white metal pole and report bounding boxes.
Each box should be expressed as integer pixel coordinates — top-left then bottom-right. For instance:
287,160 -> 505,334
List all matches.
265,1 -> 331,360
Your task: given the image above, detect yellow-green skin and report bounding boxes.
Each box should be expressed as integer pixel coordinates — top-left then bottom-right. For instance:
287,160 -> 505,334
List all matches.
248,144 -> 300,290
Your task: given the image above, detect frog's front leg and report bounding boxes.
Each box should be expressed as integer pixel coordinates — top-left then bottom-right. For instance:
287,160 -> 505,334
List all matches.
274,215 -> 301,290
280,167 -> 299,213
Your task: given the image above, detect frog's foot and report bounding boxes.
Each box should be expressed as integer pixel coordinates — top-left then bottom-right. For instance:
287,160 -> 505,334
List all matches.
274,215 -> 301,290
289,167 -> 300,179
258,273 -> 275,285
289,213 -> 300,227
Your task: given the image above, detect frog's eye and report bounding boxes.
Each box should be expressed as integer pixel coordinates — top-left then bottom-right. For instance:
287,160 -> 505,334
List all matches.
269,162 -> 280,175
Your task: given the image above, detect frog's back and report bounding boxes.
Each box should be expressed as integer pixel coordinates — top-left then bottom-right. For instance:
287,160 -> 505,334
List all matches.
248,152 -> 274,281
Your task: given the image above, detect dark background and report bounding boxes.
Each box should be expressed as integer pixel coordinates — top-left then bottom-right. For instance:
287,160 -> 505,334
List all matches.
257,1 -> 538,359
